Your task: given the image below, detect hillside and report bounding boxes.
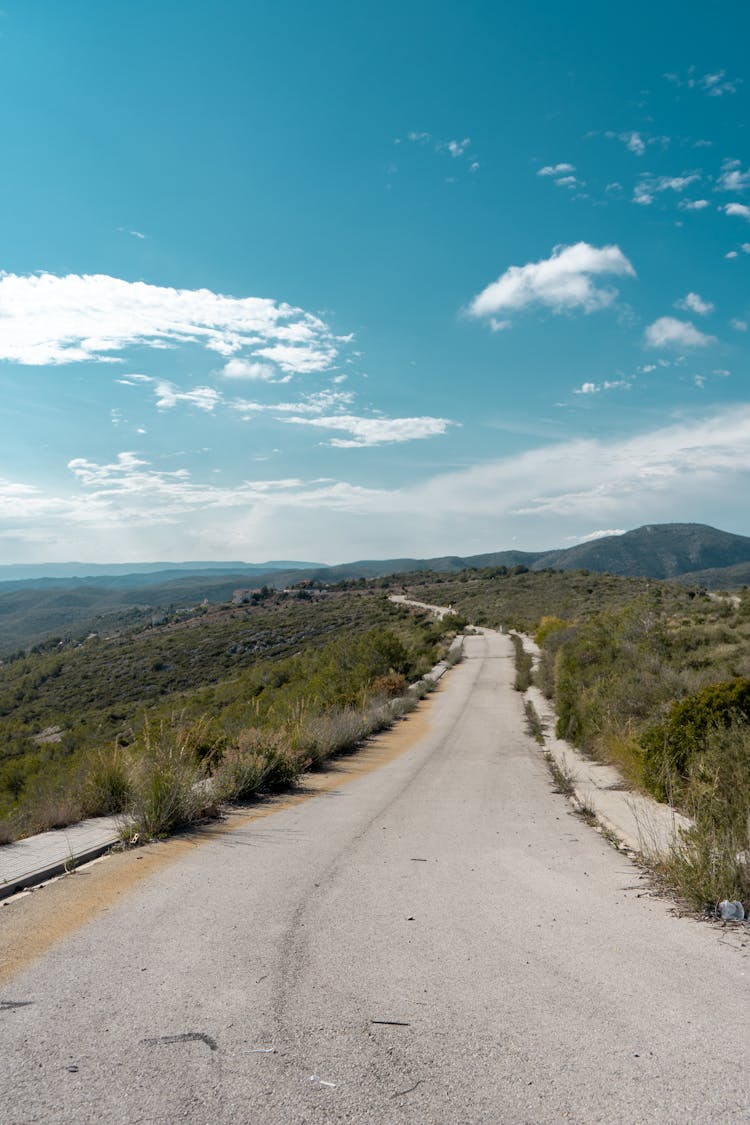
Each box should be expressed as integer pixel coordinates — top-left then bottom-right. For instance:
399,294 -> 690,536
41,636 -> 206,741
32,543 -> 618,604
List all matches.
0,587 -> 457,838
533,523 -> 750,579
3,523 -> 750,656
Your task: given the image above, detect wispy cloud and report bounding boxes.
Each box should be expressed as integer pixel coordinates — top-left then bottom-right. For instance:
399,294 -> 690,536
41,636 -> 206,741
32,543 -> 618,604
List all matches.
644,316 -> 716,348
154,382 -> 222,412
4,408 -> 750,559
537,162 -> 585,190
678,198 -> 710,211
605,130 -> 646,156
675,292 -> 714,316
398,131 -> 478,173
282,413 -> 452,447
573,379 -> 630,395
538,162 -> 575,177
468,242 -> 635,322
665,68 -> 742,97
633,172 -> 700,206
0,271 -> 342,373
230,389 -> 355,417
602,130 -> 670,156
566,528 -> 626,543
716,158 -> 750,193
441,137 -> 471,158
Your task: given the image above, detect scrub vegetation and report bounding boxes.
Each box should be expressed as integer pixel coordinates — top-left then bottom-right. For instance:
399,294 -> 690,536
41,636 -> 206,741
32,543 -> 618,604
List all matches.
397,566 -> 750,912
0,589 -> 463,842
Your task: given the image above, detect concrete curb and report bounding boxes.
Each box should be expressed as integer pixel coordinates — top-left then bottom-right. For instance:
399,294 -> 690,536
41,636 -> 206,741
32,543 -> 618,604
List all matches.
516,633 -> 692,859
1,834 -> 121,900
0,813 -> 125,901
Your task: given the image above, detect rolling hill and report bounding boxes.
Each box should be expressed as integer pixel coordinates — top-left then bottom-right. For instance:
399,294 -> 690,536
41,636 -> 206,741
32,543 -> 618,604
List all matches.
2,523 -> 749,655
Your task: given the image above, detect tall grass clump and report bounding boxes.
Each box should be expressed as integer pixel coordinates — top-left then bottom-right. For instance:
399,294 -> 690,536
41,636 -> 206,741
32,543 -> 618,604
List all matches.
128,718 -> 216,839
84,745 -> 133,816
214,728 -> 300,800
510,633 -> 533,692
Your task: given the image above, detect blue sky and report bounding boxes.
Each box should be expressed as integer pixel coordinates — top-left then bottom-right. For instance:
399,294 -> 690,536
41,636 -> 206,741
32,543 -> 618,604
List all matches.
1,0 -> 748,563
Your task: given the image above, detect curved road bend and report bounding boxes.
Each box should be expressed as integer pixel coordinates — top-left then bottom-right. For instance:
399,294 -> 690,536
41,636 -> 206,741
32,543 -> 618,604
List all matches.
1,630 -> 748,1123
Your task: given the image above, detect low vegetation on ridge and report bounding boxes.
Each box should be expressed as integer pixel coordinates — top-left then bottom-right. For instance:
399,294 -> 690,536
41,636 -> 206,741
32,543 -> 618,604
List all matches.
0,589 -> 464,842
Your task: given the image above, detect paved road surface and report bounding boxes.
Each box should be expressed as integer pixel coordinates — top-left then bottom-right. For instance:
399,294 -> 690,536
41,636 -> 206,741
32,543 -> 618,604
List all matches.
1,630 -> 748,1123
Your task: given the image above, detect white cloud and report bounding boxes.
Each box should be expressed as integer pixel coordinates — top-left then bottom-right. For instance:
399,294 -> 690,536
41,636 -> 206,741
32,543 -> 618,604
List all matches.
573,379 -> 630,395
538,163 -> 575,177
604,130 -> 646,156
717,159 -> 750,193
644,316 -> 716,349
633,173 -> 700,205
225,389 -> 354,420
536,162 -> 585,192
622,131 -> 645,156
678,198 -> 709,211
468,242 -> 635,322
282,413 -> 452,447
730,318 -> 748,331
5,407 -> 750,561
665,69 -> 741,97
220,358 -> 286,382
405,132 -> 477,171
567,528 -> 626,543
724,203 -> 750,221
700,71 -> 742,97
445,137 -> 470,158
154,382 -> 223,412
275,390 -> 354,414
726,251 -> 739,259
0,271 -> 341,373
675,292 -> 714,316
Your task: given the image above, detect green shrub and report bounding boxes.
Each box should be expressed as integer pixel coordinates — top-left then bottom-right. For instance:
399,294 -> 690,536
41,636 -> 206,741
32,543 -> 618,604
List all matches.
661,720 -> 750,909
128,719 -> 214,838
534,615 -> 569,647
641,678 -> 750,799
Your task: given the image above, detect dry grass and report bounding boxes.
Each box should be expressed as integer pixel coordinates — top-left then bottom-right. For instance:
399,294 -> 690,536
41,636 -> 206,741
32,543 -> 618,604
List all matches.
524,699 -> 544,744
510,633 -> 533,692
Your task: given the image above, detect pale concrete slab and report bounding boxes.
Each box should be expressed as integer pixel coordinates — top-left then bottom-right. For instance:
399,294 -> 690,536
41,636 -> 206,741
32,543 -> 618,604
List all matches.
0,816 -> 122,898
525,682 -> 692,857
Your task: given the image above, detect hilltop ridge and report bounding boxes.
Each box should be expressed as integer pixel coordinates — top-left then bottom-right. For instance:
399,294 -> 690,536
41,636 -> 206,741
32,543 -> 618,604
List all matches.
2,522 -> 749,655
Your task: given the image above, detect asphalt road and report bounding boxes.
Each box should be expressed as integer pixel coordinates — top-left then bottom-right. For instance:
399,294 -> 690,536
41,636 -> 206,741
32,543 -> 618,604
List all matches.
1,630 -> 748,1124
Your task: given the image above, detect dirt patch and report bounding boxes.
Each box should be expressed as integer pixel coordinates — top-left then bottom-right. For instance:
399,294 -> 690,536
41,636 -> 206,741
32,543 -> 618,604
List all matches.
0,694 -> 436,986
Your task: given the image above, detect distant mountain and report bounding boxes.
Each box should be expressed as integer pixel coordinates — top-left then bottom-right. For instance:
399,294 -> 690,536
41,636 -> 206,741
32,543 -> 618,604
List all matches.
2,523 -> 748,655
0,560 -> 322,590
532,524 -> 750,580
298,526 -> 750,584
290,549 -> 544,584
